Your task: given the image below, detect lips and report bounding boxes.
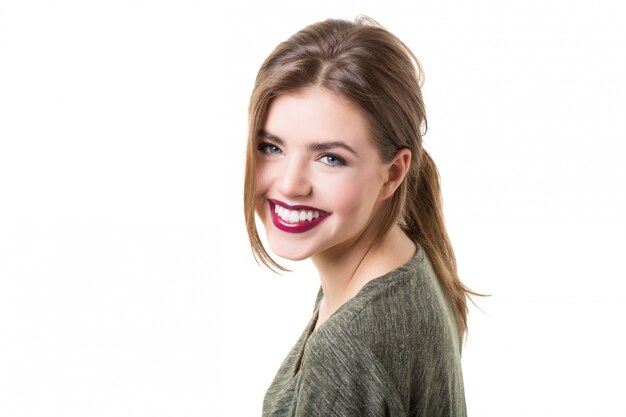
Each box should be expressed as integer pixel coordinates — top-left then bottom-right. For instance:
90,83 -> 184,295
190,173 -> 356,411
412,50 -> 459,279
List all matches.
268,199 -> 331,233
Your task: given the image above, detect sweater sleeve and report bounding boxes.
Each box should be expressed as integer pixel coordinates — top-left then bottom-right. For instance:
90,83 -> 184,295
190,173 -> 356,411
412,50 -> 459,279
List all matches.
294,328 -> 407,417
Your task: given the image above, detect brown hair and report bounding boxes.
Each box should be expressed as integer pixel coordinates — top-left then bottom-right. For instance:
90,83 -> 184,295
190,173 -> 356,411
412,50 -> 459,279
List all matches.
244,16 -> 477,334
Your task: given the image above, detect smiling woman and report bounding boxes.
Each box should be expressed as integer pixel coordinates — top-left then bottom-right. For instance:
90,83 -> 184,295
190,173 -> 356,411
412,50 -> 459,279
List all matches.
244,16 -> 476,417
255,88 -> 401,262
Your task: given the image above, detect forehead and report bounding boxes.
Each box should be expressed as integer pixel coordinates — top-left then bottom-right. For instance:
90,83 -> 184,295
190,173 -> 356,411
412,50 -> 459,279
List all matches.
263,87 -> 372,146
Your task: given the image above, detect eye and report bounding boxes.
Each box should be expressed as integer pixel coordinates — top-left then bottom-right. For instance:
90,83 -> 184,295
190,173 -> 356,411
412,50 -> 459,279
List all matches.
318,154 -> 347,167
257,142 -> 283,155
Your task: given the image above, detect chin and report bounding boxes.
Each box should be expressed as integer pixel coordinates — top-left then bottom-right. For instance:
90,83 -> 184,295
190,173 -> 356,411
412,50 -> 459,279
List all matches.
268,240 -> 312,262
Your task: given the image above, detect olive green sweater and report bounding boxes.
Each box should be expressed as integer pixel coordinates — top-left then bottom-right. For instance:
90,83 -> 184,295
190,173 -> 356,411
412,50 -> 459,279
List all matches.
262,245 -> 467,417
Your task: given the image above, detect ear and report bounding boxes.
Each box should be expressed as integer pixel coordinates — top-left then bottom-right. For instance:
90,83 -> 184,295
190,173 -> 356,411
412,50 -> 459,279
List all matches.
379,148 -> 412,200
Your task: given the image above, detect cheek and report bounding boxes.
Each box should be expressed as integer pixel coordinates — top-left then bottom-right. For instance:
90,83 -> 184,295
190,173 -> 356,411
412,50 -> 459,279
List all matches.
321,173 -> 380,217
334,190 -> 364,216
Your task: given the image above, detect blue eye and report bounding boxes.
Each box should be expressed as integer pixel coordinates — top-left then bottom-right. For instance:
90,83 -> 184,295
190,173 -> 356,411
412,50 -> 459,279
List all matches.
258,142 -> 283,155
318,154 -> 346,166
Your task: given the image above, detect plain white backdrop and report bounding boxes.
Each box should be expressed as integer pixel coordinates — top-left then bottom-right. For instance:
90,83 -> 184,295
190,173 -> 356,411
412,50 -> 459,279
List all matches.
1,0 -> 625,416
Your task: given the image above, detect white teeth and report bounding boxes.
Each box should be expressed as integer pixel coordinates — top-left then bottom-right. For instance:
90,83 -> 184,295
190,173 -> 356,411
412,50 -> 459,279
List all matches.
273,203 -> 325,224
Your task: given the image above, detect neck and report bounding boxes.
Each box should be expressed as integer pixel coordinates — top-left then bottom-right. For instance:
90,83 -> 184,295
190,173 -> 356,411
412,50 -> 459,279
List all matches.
311,225 -> 416,328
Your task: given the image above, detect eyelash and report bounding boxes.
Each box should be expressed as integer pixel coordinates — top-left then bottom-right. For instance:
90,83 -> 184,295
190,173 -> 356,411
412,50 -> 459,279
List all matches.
257,142 -> 283,155
317,154 -> 347,167
257,142 -> 348,167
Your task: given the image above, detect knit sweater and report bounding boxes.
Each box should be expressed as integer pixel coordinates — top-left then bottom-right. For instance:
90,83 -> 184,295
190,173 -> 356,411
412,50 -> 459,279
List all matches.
262,245 -> 466,417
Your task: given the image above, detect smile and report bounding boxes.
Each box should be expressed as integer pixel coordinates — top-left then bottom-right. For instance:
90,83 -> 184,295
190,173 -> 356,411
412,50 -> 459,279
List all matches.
268,199 -> 331,233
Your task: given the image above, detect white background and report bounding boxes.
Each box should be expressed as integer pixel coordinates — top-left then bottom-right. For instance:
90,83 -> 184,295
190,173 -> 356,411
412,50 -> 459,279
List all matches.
1,0 -> 625,416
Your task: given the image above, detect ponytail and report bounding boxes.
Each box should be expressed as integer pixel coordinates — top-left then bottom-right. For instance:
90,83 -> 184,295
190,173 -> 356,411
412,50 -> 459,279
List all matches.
402,149 -> 474,335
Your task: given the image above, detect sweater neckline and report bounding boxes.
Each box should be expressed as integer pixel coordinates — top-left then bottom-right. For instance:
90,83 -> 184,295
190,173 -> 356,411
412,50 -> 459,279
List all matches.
291,243 -> 425,378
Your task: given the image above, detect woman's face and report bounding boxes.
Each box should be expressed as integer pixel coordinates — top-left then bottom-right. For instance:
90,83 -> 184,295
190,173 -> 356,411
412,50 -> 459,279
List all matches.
254,87 -> 390,261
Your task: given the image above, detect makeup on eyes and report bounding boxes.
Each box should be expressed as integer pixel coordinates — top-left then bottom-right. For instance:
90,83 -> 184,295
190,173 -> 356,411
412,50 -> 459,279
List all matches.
317,153 -> 347,166
257,142 -> 282,154
257,132 -> 353,167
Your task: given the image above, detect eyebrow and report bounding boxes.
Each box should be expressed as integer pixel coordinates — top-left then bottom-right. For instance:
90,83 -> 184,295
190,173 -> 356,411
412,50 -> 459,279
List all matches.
258,129 -> 358,156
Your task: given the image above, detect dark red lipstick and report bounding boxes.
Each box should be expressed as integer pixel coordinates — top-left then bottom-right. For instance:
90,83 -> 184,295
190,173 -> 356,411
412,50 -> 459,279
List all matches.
268,199 -> 331,234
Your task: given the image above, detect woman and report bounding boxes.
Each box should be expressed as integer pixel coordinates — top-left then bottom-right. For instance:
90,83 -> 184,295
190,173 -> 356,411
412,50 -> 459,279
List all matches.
244,16 -> 474,417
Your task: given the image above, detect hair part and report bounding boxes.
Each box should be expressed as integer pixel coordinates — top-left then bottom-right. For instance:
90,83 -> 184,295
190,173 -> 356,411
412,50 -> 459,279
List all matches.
244,16 -> 478,335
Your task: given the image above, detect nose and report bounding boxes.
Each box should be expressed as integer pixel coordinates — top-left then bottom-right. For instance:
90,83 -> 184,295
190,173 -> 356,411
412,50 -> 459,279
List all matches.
276,156 -> 312,198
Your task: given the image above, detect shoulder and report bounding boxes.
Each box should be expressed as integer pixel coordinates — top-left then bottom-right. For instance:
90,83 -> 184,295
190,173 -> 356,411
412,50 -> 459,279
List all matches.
319,246 -> 461,358
298,247 -> 465,413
